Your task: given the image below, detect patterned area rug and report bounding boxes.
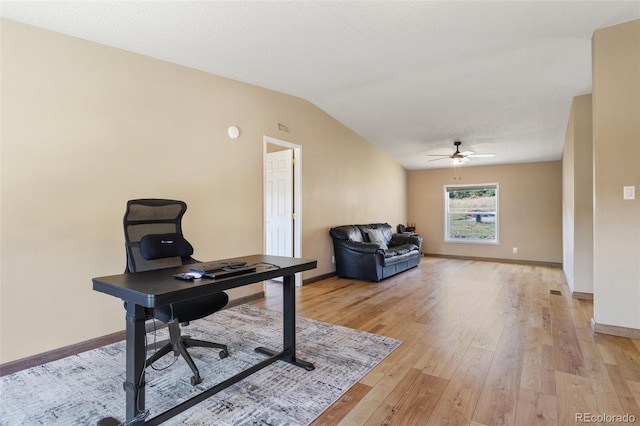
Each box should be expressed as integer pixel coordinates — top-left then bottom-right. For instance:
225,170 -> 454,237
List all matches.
1,305 -> 401,425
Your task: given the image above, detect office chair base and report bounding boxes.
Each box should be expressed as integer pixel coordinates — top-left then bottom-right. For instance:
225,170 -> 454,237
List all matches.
190,374 -> 202,385
146,323 -> 229,386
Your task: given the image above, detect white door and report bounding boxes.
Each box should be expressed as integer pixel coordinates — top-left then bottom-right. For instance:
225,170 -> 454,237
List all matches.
265,149 -> 294,260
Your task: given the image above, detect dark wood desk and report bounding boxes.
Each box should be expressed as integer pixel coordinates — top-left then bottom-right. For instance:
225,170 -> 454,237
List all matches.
93,254 -> 317,425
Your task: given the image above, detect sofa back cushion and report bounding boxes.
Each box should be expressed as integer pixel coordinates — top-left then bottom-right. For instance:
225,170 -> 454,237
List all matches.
330,223 -> 395,246
329,225 -> 365,242
358,223 -> 393,245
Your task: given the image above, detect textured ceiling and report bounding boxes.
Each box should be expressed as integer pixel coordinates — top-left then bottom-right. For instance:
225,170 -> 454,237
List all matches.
2,1 -> 639,169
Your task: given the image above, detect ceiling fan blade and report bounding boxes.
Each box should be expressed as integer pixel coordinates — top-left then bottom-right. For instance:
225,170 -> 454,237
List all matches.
426,141 -> 496,163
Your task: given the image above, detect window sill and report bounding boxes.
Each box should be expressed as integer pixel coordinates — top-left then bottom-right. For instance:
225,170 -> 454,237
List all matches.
444,239 -> 499,245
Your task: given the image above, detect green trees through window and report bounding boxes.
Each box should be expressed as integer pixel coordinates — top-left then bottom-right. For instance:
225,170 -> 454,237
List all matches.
445,184 -> 498,243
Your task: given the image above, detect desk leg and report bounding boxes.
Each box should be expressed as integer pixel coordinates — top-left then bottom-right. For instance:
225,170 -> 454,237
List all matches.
98,302 -> 147,425
256,274 -> 314,371
124,302 -> 147,423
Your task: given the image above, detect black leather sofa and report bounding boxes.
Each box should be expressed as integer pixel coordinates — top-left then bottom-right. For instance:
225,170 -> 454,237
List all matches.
329,223 -> 422,282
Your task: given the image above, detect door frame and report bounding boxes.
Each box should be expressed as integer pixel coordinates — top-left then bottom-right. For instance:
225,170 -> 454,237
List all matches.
263,135 -> 302,286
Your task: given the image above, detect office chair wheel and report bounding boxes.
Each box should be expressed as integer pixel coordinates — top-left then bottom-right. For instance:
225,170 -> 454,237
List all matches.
219,349 -> 229,359
190,374 -> 202,386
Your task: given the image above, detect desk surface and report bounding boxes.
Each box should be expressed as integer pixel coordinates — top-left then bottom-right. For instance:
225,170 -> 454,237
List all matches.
93,254 -> 317,308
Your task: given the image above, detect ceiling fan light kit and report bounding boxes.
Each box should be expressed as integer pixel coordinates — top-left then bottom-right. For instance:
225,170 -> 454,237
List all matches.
452,157 -> 468,165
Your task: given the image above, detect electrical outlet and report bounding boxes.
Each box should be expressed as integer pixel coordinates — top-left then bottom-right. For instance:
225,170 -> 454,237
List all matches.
512,247 -> 518,254
331,256 -> 335,264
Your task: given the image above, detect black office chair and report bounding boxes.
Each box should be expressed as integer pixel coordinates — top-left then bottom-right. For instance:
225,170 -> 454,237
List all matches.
123,198 -> 229,385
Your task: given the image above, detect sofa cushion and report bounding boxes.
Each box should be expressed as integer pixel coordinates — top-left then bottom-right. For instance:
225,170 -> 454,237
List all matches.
365,228 -> 389,250
383,243 -> 418,258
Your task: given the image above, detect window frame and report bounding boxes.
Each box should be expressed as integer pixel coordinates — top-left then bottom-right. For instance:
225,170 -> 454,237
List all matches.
443,183 -> 499,244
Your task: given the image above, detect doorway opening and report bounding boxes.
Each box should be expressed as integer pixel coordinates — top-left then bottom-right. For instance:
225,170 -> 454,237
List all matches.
263,136 -> 302,286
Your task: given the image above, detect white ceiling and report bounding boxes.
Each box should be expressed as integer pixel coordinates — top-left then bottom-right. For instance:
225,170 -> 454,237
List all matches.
2,1 -> 639,169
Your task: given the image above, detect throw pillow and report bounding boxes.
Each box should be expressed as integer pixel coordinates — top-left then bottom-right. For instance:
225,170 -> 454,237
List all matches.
366,228 -> 388,250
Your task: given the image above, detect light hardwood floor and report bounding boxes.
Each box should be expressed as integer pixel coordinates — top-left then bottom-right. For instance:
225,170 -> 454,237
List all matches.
250,257 -> 640,426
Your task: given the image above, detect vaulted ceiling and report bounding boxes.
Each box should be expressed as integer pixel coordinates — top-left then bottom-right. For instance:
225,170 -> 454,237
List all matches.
2,1 -> 639,169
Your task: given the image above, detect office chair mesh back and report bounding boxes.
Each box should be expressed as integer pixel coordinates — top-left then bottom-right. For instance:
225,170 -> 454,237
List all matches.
122,199 -> 229,386
123,200 -> 190,272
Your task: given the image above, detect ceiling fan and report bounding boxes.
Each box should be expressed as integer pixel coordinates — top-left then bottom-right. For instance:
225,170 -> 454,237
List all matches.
426,141 -> 495,165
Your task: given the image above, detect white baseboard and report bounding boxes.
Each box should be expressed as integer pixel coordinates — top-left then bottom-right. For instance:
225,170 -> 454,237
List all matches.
591,318 -> 640,339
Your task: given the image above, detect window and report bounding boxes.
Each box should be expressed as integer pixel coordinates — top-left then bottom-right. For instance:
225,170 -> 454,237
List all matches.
444,183 -> 498,243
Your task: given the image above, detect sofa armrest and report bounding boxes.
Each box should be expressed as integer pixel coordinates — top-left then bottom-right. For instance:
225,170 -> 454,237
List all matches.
390,233 -> 422,248
332,239 -> 386,282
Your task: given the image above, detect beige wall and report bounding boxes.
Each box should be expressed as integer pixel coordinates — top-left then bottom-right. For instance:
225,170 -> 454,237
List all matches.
592,20 -> 640,330
562,94 -> 594,295
0,20 -> 407,363
407,162 -> 562,263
